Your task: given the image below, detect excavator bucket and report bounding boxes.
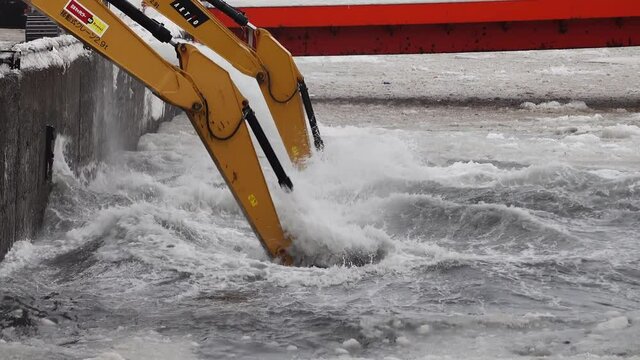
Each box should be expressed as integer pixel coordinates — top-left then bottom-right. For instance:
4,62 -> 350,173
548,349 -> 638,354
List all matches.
142,0 -> 323,165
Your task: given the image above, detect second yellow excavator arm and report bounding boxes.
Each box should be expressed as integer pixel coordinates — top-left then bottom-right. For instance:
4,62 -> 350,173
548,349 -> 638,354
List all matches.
25,0 -> 296,264
142,0 -> 325,164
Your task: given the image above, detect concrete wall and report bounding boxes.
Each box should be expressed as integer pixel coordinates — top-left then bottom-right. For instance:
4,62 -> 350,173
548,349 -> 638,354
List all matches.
0,53 -> 178,261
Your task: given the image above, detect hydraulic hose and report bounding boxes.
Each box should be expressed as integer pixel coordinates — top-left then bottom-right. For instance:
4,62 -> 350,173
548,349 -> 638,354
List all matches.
105,0 -> 173,43
299,81 -> 325,151
206,0 -> 249,26
243,105 -> 293,191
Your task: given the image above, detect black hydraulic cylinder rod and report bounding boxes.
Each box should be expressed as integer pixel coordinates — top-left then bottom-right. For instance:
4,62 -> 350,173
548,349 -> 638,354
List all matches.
104,0 -> 173,43
207,0 -> 249,26
243,106 -> 294,191
298,81 -> 325,151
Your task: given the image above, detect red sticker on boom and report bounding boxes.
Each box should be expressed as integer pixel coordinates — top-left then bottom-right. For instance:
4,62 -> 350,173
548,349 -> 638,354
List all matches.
63,0 -> 110,37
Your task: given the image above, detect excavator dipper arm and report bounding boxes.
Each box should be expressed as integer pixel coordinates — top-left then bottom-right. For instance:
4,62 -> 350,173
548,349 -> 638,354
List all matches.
25,0 -> 294,264
142,0 -> 324,164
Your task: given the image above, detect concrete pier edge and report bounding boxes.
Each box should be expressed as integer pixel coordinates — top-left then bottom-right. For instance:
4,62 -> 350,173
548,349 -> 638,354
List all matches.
0,50 -> 178,261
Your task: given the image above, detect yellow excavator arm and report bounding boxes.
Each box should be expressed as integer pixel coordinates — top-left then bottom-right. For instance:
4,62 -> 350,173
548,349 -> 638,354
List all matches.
22,0 -> 322,264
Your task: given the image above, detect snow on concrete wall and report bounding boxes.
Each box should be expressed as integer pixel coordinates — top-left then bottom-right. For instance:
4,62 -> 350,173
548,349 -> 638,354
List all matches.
0,44 -> 178,261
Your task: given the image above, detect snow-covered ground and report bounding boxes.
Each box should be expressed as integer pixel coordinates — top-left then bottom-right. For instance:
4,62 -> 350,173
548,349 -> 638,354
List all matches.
0,35 -> 90,78
296,49 -> 640,106
0,28 -> 24,49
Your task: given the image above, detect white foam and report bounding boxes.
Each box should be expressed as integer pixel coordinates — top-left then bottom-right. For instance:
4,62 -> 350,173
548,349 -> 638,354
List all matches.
596,316 -> 630,331
52,135 -> 75,181
417,324 -> 432,335
0,241 -> 37,277
82,332 -> 199,360
486,133 -> 505,140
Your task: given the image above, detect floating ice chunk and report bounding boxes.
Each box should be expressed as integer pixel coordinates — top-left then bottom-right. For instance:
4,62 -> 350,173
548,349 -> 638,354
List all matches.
335,347 -> 350,355
587,56 -> 640,65
536,66 -> 574,76
589,169 -> 625,179
286,345 -> 298,351
521,101 -> 590,111
396,336 -> 411,346
342,338 -> 362,351
538,114 -> 603,124
554,127 -> 579,135
535,66 -> 598,76
512,345 -> 552,357
596,316 -> 630,331
417,324 -> 432,335
563,133 -> 601,143
486,133 -> 505,140
85,352 -> 126,360
241,335 -> 251,341
601,124 -> 640,139
39,318 -> 57,327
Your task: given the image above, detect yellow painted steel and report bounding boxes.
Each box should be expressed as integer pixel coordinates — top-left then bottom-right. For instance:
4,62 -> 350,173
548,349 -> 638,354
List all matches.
143,0 -> 313,164
26,0 -> 293,263
254,29 -> 310,163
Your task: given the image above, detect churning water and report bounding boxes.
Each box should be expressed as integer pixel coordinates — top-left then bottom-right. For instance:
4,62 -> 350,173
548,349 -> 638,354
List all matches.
2,64 -> 640,359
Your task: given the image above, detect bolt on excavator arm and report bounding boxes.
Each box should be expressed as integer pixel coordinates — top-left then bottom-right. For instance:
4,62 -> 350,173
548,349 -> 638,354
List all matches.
23,0 -> 297,264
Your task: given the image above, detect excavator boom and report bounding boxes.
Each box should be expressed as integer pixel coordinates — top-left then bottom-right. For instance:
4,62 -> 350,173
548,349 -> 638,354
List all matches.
23,0 -> 305,263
